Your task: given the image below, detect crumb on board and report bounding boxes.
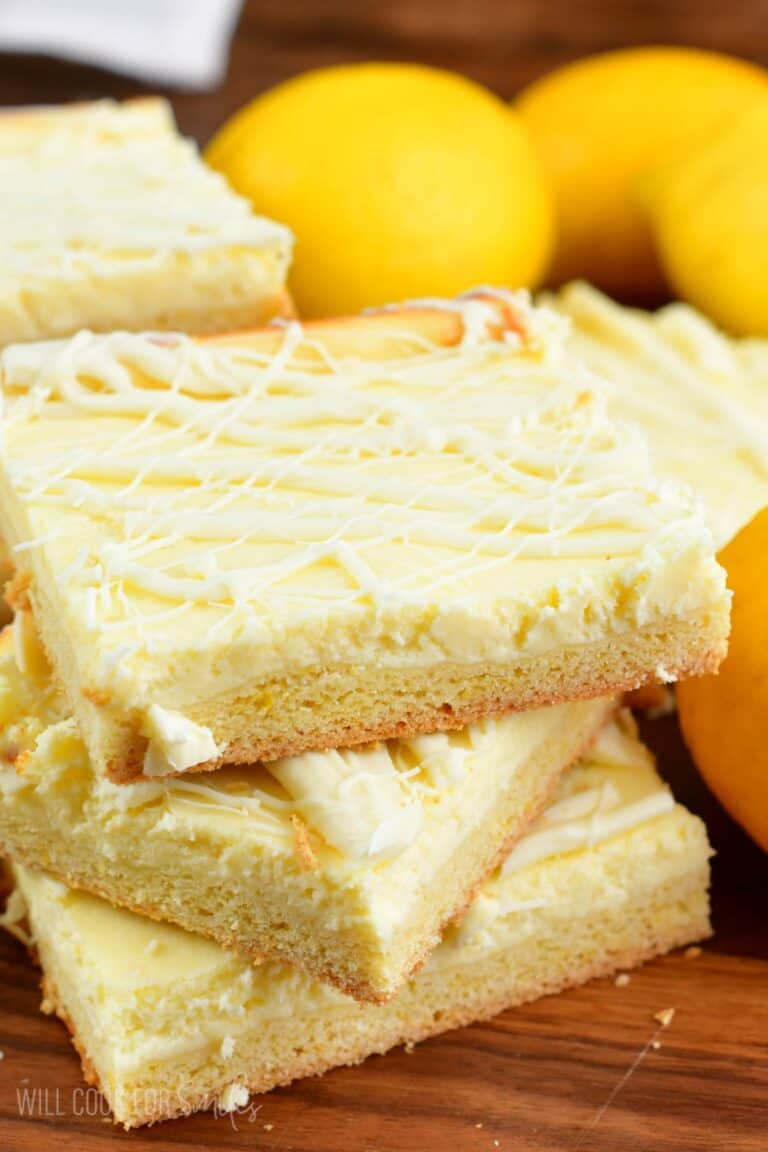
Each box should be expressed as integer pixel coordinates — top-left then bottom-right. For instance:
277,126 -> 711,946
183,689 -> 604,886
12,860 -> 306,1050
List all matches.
684,946 -> 702,960
654,1008 -> 676,1028
404,1041 -> 415,1054
652,1040 -> 662,1051
263,1123 -> 274,1131
475,1122 -> 483,1129
614,973 -> 631,987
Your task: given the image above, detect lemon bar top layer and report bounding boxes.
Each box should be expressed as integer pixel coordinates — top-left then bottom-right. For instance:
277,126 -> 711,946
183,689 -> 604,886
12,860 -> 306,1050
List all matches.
0,98 -> 292,343
0,291 -> 728,778
0,619 -> 611,998
6,717 -> 711,1125
554,282 -> 768,548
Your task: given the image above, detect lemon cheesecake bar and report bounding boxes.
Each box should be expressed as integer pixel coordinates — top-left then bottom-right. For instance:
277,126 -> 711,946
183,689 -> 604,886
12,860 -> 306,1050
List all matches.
0,293 -> 729,781
0,621 -> 610,1001
553,282 -> 768,548
3,714 -> 712,1128
0,97 -> 292,344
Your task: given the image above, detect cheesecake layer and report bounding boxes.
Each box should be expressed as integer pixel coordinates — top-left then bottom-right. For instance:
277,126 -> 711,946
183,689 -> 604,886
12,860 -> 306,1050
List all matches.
0,98 -> 292,344
0,621 -> 610,1000
0,292 -> 729,780
553,282 -> 768,548
5,718 -> 712,1127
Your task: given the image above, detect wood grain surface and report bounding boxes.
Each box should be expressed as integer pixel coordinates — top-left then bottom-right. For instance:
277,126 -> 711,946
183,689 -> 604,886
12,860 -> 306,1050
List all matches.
0,4 -> 766,1147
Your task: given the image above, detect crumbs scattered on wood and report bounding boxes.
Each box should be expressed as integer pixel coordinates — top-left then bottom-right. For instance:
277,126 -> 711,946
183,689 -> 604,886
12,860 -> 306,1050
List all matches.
654,1008 -> 675,1028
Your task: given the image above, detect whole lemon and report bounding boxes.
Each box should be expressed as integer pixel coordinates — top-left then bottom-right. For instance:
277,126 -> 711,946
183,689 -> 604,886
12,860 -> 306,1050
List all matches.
642,103 -> 768,337
517,47 -> 768,297
678,507 -> 768,851
206,63 -> 553,317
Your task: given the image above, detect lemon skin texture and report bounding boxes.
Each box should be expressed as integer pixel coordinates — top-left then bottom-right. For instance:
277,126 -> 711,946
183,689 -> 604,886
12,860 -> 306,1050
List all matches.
517,47 -> 768,297
207,63 -> 554,317
642,102 -> 768,337
678,508 -> 768,852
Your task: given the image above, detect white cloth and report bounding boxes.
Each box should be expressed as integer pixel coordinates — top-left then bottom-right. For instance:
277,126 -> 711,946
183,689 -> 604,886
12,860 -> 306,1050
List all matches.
0,0 -> 244,90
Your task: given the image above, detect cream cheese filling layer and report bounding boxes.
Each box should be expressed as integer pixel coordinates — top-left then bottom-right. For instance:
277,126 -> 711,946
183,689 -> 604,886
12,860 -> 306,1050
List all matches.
0,291 -> 726,752
10,711 -> 680,1074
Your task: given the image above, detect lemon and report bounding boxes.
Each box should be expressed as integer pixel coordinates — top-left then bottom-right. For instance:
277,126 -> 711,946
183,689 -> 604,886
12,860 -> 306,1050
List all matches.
642,103 -> 768,336
206,63 -> 553,317
517,47 -> 768,297
678,507 -> 768,852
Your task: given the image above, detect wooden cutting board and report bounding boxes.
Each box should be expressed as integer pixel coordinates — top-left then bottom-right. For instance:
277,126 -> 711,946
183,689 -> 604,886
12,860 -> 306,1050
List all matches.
0,713 -> 765,1152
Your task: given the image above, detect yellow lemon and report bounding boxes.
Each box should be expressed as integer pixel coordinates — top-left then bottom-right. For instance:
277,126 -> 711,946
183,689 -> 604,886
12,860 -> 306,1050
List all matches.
517,47 -> 768,297
678,507 -> 768,851
642,103 -> 768,336
206,63 -> 553,317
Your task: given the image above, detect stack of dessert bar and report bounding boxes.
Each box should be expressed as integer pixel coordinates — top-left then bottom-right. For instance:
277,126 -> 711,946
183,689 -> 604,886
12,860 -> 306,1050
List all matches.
0,103 -> 730,1128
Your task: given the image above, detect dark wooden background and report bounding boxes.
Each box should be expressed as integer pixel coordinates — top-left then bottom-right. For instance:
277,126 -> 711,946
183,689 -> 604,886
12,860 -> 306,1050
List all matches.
0,3 -> 766,1148
0,1 -> 767,142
